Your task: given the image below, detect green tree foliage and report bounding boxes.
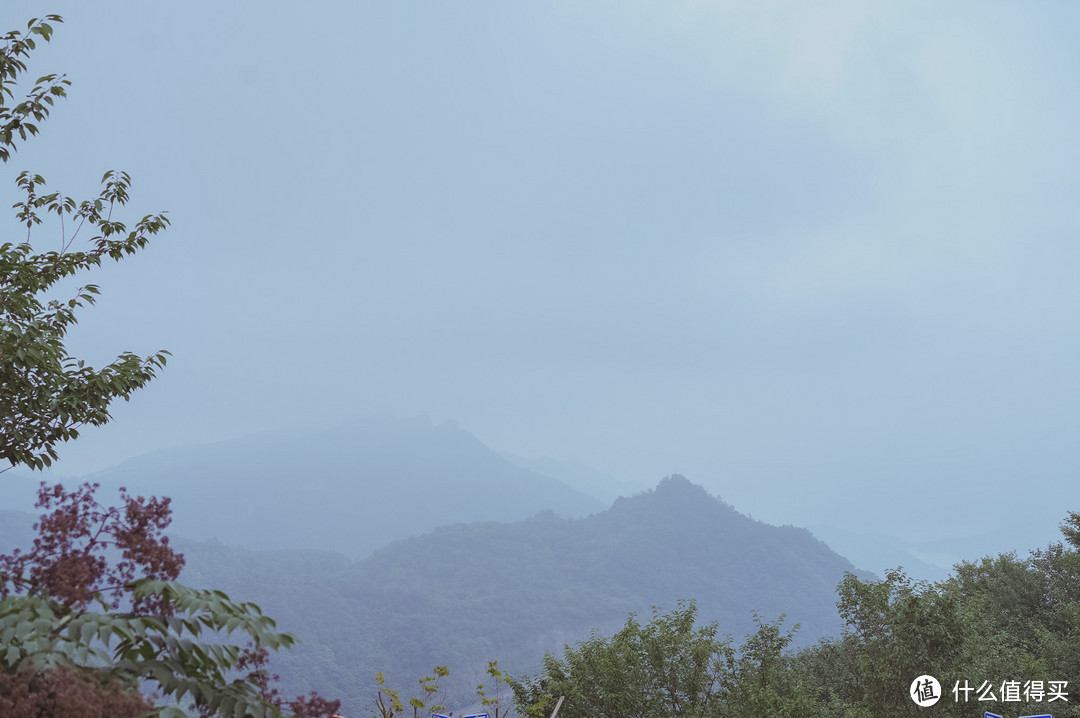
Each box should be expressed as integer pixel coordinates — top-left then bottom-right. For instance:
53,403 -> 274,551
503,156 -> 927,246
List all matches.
510,514 -> 1080,718
725,612 -> 812,718
0,15 -> 66,162
1061,510 -> 1080,550
370,663 -> 519,718
511,600 -> 809,718
0,580 -> 298,717
1,16 -> 170,472
373,666 -> 449,718
476,661 -> 519,718
946,537 -> 1080,718
0,16 -> 340,718
794,517 -> 1080,718
794,569 -> 973,718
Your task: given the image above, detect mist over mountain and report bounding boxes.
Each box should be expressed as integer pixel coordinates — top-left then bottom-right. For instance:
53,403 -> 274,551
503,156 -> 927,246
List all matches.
807,524 -> 953,583
0,418 -> 968,584
0,416 -> 970,712
45,416 -> 604,557
176,475 -> 864,714
498,452 -> 650,505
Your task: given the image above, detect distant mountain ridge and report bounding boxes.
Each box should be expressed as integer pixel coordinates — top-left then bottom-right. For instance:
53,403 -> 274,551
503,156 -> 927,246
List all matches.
0,417 -> 962,584
498,451 -> 650,505
0,422 -> 882,715
176,474 -> 866,715
34,415 -> 605,557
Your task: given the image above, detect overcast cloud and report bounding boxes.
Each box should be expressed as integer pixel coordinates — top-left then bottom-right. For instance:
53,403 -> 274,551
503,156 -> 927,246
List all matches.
4,2 -> 1079,546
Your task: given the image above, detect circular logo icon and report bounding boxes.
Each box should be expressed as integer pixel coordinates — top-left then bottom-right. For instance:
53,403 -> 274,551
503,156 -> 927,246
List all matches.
910,675 -> 941,707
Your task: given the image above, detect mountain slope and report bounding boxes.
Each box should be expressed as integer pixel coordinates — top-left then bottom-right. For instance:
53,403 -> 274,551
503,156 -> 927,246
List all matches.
177,475 -> 864,714
75,415 -> 604,556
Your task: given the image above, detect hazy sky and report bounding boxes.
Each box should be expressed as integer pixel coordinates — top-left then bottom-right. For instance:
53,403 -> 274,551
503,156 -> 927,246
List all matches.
4,2 -> 1079,543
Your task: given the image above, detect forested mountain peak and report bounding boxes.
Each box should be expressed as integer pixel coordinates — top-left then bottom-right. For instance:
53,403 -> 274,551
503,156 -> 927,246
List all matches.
611,472 -> 727,511
177,474 -> 863,713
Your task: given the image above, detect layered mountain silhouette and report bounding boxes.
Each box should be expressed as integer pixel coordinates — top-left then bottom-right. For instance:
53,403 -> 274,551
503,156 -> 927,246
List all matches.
176,475 -> 864,714
67,415 -> 605,556
0,422 -> 870,715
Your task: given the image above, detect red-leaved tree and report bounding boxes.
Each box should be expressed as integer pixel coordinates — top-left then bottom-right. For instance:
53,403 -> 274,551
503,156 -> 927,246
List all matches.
0,481 -> 342,718
0,482 -> 184,613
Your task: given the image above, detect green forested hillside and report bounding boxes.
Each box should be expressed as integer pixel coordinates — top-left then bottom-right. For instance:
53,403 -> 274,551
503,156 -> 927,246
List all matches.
6,479 -> 1076,718
510,521 -> 1080,718
176,475 -> 862,714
